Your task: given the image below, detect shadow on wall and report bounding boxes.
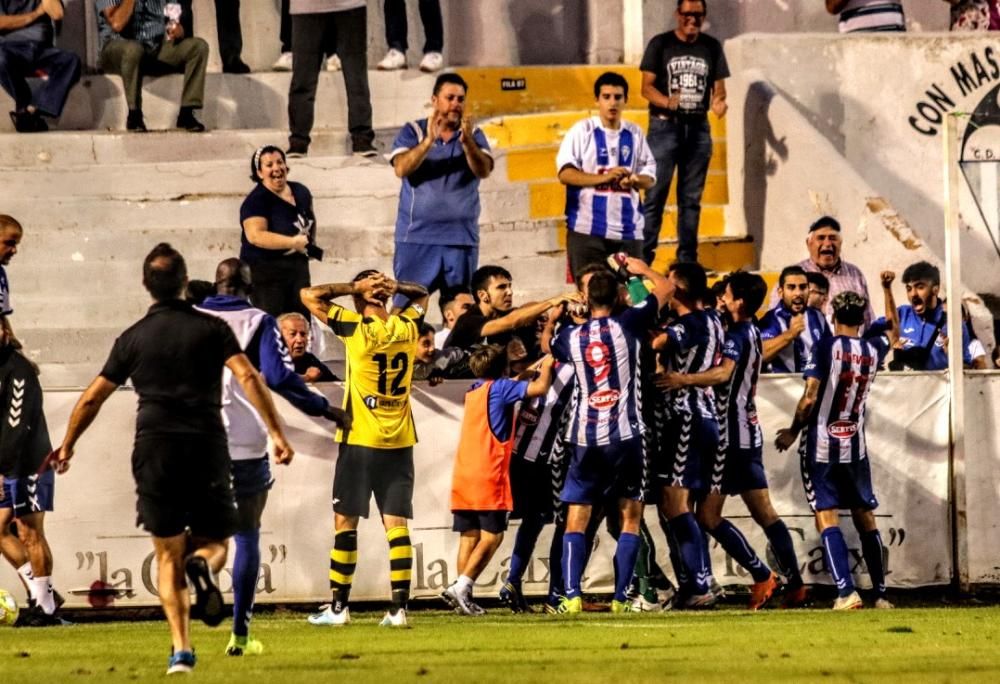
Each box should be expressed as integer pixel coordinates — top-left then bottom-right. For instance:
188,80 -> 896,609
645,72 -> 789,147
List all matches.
742,80 -> 788,270
509,0 -> 588,65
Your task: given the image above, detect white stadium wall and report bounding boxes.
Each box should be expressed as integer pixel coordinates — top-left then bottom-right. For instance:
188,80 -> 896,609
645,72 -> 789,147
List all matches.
0,373 -> 973,609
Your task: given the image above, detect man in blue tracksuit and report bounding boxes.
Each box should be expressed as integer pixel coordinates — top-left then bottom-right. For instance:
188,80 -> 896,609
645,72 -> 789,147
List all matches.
197,258 -> 349,656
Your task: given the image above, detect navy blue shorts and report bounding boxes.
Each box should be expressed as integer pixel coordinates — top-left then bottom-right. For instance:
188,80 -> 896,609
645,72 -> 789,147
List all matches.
392,242 -> 478,305
452,510 -> 510,534
0,469 -> 54,517
232,456 -> 274,499
801,449 -> 878,513
561,438 -> 644,505
655,413 -> 719,491
707,444 -> 768,496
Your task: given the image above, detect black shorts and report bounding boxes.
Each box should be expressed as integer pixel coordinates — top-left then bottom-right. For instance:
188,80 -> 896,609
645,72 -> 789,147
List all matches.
332,444 -> 414,519
510,456 -> 558,522
132,435 -> 238,540
452,510 -> 510,534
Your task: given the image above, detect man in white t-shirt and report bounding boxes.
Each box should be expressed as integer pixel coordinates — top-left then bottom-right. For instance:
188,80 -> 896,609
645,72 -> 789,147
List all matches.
556,72 -> 656,282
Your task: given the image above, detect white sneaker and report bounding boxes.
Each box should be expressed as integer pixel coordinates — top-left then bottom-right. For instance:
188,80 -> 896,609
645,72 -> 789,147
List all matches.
379,608 -> 409,627
273,51 -> 293,71
377,48 -> 406,71
832,591 -> 864,611
629,595 -> 663,613
307,603 -> 350,625
874,597 -> 895,609
325,54 -> 342,72
419,52 -> 444,73
440,583 -> 475,616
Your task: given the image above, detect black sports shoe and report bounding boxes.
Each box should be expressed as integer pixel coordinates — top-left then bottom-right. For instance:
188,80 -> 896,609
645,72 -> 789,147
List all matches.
14,605 -> 69,627
126,109 -> 147,132
176,107 -> 206,133
222,60 -> 252,74
287,142 -> 309,158
184,555 -> 225,627
352,138 -> 378,157
9,110 -> 48,133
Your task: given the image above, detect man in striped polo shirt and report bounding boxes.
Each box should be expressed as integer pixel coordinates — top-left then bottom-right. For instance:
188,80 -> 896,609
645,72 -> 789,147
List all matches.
775,291 -> 894,610
557,72 -> 656,281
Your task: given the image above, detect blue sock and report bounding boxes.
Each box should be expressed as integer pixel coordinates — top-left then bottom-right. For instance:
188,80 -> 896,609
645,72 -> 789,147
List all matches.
860,529 -> 887,598
613,532 -> 642,602
764,520 -> 802,589
232,529 -> 260,637
548,525 -> 565,599
820,527 -> 855,598
709,520 -> 771,583
508,517 -> 545,588
668,513 -> 709,595
562,532 -> 587,599
660,510 -> 689,591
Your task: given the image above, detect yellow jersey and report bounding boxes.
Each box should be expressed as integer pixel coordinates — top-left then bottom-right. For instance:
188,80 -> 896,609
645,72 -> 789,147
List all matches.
326,303 -> 424,448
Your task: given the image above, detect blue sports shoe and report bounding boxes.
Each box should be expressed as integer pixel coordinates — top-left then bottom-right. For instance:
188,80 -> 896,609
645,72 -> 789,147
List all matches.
166,650 -> 196,675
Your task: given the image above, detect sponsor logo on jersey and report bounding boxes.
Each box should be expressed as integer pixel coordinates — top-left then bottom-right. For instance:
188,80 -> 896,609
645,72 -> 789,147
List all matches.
827,420 -> 858,439
518,408 -> 540,426
588,389 -> 621,410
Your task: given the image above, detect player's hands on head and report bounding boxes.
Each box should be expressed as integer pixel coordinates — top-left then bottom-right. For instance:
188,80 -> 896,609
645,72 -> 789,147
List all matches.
880,271 -> 896,289
774,428 -> 797,452
789,313 -> 806,336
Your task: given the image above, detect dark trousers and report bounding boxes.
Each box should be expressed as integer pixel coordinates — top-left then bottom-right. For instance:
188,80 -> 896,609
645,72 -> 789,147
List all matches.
214,0 -> 243,66
384,0 -> 443,53
248,257 -> 311,317
0,42 -> 81,117
279,0 -> 337,55
642,116 -> 713,265
288,6 -> 372,148
566,230 -> 642,285
99,37 -> 209,112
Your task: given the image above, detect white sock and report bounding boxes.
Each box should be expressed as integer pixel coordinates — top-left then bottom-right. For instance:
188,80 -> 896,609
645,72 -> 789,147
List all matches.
33,576 -> 55,614
455,575 -> 474,596
17,562 -> 36,598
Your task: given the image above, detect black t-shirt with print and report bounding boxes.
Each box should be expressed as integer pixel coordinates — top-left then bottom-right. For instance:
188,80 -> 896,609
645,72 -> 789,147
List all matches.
640,31 -> 730,119
239,181 -> 315,264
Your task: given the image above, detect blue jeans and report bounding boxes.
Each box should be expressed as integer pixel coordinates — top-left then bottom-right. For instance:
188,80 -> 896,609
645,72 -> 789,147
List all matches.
642,117 -> 713,265
0,41 -> 81,117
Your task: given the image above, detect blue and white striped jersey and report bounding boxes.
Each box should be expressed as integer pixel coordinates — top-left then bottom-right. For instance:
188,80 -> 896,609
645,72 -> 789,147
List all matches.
551,295 -> 658,446
662,309 -> 725,420
513,362 -> 576,463
717,321 -> 763,450
803,335 -> 889,464
556,117 -> 656,242
758,303 -> 831,373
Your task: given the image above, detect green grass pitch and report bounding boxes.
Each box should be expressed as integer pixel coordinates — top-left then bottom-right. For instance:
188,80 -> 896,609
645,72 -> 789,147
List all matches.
3,606 -> 1000,682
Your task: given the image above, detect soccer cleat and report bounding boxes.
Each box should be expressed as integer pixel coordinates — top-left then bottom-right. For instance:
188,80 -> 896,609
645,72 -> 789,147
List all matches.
543,593 -> 565,615
185,555 -> 225,626
629,594 -> 662,613
466,599 -> 487,616
748,573 -> 779,611
225,634 -> 263,656
325,54 -> 342,71
499,582 -> 533,614
308,603 -> 350,626
780,585 -> 811,609
419,52 -> 444,73
379,608 -> 409,627
556,596 -> 583,614
14,605 -> 69,627
610,599 -> 637,614
709,578 -> 727,600
679,592 -> 717,610
166,650 -> 196,675
440,584 -> 475,616
832,591 -> 864,611
377,48 -> 407,70
874,597 -> 895,609
273,51 -> 293,71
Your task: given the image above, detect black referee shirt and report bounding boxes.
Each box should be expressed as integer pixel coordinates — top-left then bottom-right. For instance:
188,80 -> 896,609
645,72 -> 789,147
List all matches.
100,299 -> 243,438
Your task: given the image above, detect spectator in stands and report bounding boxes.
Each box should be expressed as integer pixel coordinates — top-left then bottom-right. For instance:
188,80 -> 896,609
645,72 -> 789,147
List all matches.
96,0 -> 209,132
557,72 -> 656,282
278,312 -> 339,382
287,0 -> 374,157
770,216 -> 874,327
806,271 -> 830,312
436,285 -> 474,349
413,322 -> 463,385
390,73 -> 493,303
240,145 -> 322,317
184,279 -> 215,305
202,0 -> 249,73
376,0 -> 443,73
273,0 -> 340,72
0,0 -> 81,133
945,0 -> 1000,30
639,0 -> 729,265
827,0 -> 905,32
962,305 -> 989,369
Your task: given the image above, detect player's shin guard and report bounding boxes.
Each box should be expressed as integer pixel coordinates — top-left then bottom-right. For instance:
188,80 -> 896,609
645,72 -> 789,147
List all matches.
613,533 -> 642,602
232,529 -> 260,637
508,516 -> 545,588
330,530 -> 358,609
562,532 -> 587,599
764,520 -> 802,589
386,526 -> 413,610
669,513 -> 710,595
820,527 -> 855,597
708,520 -> 771,583
860,529 -> 887,598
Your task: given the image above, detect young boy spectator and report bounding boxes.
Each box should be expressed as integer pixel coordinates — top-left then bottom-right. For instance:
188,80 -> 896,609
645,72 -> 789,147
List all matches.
441,345 -> 555,616
412,322 -> 463,385
435,285 -> 475,349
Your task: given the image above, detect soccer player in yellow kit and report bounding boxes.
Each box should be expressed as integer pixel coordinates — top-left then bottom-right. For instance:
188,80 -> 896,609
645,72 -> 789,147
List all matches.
301,271 -> 429,627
